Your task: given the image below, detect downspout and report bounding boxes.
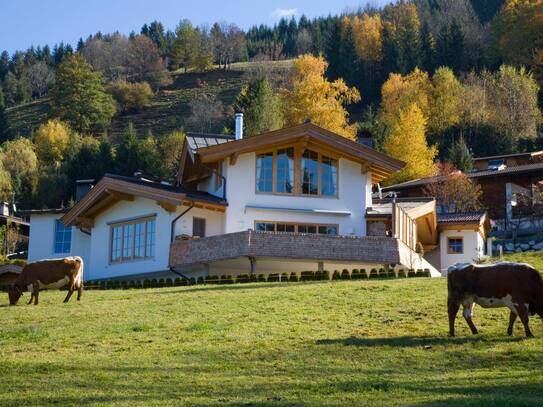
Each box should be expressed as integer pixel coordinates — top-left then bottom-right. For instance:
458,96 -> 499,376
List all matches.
169,201 -> 195,280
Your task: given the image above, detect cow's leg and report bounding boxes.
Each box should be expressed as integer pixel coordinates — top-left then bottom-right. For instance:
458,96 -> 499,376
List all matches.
507,311 -> 517,336
516,304 -> 533,338
77,282 -> 83,301
63,289 -> 74,303
448,298 -> 460,337
463,302 -> 478,334
32,284 -> 39,305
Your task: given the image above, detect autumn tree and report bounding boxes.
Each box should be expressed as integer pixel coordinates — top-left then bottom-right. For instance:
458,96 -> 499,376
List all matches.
429,66 -> 463,132
384,104 -> 437,184
281,55 -> 360,139
1,138 -> 38,202
187,93 -> 224,133
160,130 -> 185,178
233,78 -> 283,137
51,54 -> 116,133
423,162 -> 482,213
171,20 -> 200,72
34,119 -> 71,165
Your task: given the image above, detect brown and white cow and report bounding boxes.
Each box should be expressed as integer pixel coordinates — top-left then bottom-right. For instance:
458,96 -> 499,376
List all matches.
448,262 -> 543,337
8,257 -> 84,305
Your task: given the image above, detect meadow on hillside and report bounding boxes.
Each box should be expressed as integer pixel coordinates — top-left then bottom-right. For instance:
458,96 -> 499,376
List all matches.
1,278 -> 542,406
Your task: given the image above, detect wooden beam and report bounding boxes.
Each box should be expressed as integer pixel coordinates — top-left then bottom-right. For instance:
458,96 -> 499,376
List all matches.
158,201 -> 177,213
75,216 -> 94,228
106,190 -> 134,201
229,152 -> 238,166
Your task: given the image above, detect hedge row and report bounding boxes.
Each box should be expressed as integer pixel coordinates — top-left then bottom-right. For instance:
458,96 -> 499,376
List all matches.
84,268 -> 432,290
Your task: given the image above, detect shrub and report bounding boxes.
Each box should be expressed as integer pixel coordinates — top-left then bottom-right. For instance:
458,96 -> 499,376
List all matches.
268,273 -> 280,282
416,269 -> 425,277
189,277 -> 196,285
236,274 -> 249,284
150,279 -> 158,288
360,269 -> 369,279
397,269 -> 407,278
341,269 -> 350,280
423,268 -> 431,277
289,272 -> 299,282
220,275 -> 233,284
387,269 -> 396,278
113,280 -> 121,289
205,275 -> 219,285
249,274 -> 258,282
369,269 -> 379,279
180,278 -> 189,286
322,270 -> 330,281
135,280 -> 142,289
106,80 -> 153,112
332,270 -> 341,280
408,269 -> 416,278
300,271 -> 315,281
143,279 -> 150,288
379,268 -> 388,279
314,270 -> 323,280
174,278 -> 182,286
257,274 -> 266,282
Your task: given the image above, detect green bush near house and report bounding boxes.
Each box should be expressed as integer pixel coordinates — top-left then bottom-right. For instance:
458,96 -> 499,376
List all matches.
369,269 -> 379,279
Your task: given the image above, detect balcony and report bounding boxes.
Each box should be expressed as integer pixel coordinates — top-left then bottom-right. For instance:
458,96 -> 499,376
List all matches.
169,230 -> 437,274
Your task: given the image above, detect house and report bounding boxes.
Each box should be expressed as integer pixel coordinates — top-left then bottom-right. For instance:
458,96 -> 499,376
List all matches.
382,151 -> 543,229
25,120 -> 487,280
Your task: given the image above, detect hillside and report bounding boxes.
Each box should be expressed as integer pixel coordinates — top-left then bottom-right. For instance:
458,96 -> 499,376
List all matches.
5,60 -> 293,141
1,278 -> 542,406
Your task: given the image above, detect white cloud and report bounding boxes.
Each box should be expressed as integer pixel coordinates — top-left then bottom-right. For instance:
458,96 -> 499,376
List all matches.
271,8 -> 298,19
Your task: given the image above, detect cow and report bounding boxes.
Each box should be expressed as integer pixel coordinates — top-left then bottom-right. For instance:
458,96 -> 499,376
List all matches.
447,262 -> 543,338
8,257 -> 84,305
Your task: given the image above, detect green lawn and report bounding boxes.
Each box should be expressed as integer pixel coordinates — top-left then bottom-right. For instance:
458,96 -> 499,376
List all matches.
502,251 -> 543,270
1,278 -> 543,406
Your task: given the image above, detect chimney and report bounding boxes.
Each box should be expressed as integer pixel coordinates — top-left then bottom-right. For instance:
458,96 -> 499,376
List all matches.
235,113 -> 243,140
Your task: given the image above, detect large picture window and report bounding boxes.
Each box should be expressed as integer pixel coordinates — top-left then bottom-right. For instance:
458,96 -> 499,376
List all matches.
256,147 -> 338,197
255,221 -> 338,235
110,217 -> 156,263
54,220 -> 72,254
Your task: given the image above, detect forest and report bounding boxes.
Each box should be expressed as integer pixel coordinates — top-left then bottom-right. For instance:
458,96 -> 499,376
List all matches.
0,0 -> 541,209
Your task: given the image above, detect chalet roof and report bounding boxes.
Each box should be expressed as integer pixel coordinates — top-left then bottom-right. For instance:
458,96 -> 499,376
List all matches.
382,162 -> 543,191
437,212 -> 487,225
185,133 -> 235,154
61,174 -> 226,228
366,197 -> 435,217
473,150 -> 543,162
192,122 -> 405,183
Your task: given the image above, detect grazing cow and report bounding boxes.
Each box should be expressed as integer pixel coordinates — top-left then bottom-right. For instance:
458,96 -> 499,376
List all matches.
8,257 -> 84,305
447,262 -> 543,337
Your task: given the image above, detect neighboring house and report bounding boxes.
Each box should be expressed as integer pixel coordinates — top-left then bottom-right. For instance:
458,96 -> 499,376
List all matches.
366,198 -> 490,274
382,151 -> 543,227
26,120 -> 487,280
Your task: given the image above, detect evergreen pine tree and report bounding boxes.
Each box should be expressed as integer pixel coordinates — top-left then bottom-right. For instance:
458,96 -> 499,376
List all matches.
448,136 -> 474,172
448,19 -> 465,73
0,88 -> 8,140
420,22 -> 436,73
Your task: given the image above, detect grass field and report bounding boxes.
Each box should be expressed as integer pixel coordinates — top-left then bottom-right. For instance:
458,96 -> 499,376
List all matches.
1,277 -> 543,406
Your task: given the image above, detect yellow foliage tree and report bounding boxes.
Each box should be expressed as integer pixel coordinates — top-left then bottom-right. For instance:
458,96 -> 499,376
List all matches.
34,119 -> 71,165
281,55 -> 361,139
384,104 -> 437,185
380,68 -> 432,130
429,67 -> 463,132
351,14 -> 383,62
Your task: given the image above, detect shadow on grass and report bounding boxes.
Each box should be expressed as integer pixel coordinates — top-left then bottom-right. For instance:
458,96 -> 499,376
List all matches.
315,335 -> 525,348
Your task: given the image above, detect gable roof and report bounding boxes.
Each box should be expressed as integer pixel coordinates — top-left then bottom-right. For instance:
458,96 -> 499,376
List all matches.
61,174 -> 227,228
185,133 -> 235,154
382,162 -> 543,191
474,151 -> 543,162
192,123 -> 405,183
437,212 -> 487,225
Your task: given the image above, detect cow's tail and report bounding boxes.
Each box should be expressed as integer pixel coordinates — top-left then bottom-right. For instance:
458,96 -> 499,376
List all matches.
75,257 -> 84,288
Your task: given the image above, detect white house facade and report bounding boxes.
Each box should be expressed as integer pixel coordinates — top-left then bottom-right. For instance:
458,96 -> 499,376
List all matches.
25,122 -> 488,280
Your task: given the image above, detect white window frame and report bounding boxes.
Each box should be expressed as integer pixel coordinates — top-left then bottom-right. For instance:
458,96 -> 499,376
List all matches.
109,216 -> 156,264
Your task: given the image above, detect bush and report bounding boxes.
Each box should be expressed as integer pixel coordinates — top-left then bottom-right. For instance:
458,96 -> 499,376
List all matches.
397,269 -> 407,278
369,269 -> 379,279
257,274 -> 267,282
106,80 -> 153,112
268,273 -> 280,282
280,272 -> 289,282
174,278 -> 182,286
236,274 -> 250,284
205,275 -> 219,285
196,277 -> 204,285
289,272 -> 299,282
135,280 -> 142,289
322,270 -> 330,281
300,271 -> 315,281
150,279 -> 158,288
415,269 -> 426,278
332,270 -> 341,280
423,268 -> 431,277
220,275 -> 234,284
189,277 -> 196,285
408,269 -> 416,278
165,278 -> 173,287
387,269 -> 396,278
143,279 -> 151,288
249,274 -> 258,282
341,269 -> 350,280
378,268 -> 388,279
314,270 -> 323,280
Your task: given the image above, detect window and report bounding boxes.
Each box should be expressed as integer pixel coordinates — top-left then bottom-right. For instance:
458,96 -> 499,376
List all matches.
255,221 -> 338,235
447,237 -> 463,254
256,147 -> 338,197
193,217 -> 206,238
488,159 -> 505,170
54,220 -> 72,254
301,150 -> 319,195
110,217 -> 156,263
256,152 -> 273,192
276,148 -> 294,193
321,155 -> 338,196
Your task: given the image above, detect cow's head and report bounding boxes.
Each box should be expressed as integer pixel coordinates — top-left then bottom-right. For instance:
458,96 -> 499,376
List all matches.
8,284 -> 22,305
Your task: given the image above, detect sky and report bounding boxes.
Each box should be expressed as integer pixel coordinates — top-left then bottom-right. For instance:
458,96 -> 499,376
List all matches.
0,0 -> 391,54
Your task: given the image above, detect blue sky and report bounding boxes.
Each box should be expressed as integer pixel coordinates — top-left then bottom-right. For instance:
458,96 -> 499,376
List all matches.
1,0 -> 391,54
